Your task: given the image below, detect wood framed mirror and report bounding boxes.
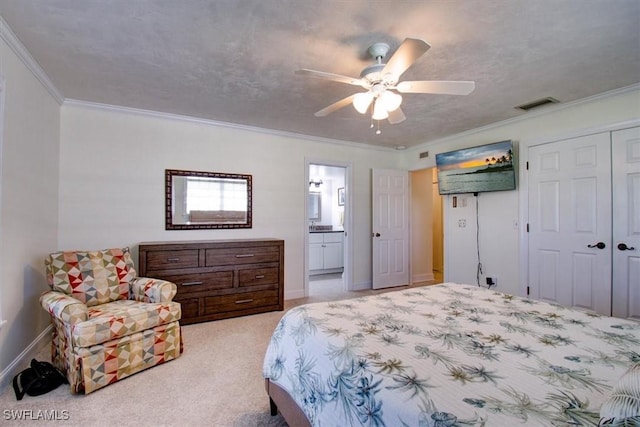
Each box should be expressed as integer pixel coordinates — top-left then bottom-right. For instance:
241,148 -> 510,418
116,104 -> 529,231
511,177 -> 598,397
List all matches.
165,169 -> 252,230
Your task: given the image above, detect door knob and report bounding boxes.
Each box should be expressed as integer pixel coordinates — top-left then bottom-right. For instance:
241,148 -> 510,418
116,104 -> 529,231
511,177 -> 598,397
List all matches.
587,242 -> 606,249
617,243 -> 636,251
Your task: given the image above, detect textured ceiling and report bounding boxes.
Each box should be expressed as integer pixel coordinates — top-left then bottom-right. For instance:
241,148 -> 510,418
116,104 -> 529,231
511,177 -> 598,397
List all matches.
1,0 -> 639,149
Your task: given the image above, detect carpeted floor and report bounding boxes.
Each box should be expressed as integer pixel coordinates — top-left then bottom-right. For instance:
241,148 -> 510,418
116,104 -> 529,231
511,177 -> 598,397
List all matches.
0,308 -> 291,427
0,278 -> 439,426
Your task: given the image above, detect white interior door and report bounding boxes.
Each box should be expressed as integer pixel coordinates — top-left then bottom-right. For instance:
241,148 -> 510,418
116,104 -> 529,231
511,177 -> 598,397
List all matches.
612,126 -> 640,320
372,169 -> 409,289
528,132 -> 612,315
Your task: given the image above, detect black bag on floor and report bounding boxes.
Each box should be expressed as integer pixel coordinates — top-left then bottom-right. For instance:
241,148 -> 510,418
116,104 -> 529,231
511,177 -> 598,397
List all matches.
12,359 -> 68,400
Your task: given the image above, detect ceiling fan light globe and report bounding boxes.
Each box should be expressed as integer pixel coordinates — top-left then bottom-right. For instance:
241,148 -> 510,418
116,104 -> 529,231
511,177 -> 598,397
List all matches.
372,100 -> 389,120
380,91 -> 402,112
353,92 -> 374,114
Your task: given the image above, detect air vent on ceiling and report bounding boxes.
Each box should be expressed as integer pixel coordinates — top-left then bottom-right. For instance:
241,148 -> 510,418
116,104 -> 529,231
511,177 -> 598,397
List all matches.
515,97 -> 560,111
419,151 -> 429,159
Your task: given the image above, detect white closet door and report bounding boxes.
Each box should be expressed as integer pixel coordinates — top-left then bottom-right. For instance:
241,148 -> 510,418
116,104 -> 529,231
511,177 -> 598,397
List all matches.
612,126 -> 640,320
528,132 -> 612,315
372,169 -> 409,289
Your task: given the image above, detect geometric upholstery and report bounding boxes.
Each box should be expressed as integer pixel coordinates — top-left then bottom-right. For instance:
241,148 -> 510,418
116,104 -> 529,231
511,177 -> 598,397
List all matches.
40,247 -> 183,394
45,247 -> 137,307
73,299 -> 182,347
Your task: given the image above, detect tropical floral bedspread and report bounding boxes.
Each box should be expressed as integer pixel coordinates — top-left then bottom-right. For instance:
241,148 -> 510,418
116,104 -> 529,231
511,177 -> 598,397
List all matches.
262,283 -> 640,426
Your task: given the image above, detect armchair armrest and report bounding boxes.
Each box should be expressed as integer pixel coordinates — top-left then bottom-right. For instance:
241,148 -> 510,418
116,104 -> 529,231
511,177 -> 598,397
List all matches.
40,291 -> 88,325
130,277 -> 177,303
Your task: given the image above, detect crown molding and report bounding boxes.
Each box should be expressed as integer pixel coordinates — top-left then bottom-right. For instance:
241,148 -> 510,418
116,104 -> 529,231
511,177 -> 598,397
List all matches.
0,16 -> 64,104
63,99 -> 397,152
408,83 -> 640,152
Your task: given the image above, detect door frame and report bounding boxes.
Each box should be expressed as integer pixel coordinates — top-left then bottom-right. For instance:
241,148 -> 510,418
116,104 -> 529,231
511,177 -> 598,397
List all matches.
304,158 -> 353,296
518,118 -> 640,298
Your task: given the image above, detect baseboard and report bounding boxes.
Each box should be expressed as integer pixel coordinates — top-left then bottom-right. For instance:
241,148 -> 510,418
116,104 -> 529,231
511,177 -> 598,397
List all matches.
350,280 -> 371,291
0,324 -> 52,394
412,272 -> 435,284
284,289 -> 306,300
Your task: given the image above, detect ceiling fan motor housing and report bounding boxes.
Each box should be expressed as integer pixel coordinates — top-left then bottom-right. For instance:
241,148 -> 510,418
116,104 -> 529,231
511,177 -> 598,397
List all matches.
368,42 -> 390,60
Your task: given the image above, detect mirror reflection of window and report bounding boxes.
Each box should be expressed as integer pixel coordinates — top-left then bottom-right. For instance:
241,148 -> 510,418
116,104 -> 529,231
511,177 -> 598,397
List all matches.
186,177 -> 247,212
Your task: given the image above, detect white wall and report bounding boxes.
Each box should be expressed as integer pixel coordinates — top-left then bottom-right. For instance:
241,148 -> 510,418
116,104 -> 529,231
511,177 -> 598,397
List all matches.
0,36 -> 60,387
404,86 -> 640,296
59,103 -> 403,298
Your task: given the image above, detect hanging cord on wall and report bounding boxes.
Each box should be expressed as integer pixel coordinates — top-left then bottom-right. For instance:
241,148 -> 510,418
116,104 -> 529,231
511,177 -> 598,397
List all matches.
475,192 -> 483,287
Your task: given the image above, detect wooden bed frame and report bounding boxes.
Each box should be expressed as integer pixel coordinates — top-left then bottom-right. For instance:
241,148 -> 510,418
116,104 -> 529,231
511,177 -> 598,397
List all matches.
265,378 -> 311,427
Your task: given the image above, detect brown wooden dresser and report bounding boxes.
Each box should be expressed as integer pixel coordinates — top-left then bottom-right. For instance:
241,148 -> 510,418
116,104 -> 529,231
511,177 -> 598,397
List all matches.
138,239 -> 284,324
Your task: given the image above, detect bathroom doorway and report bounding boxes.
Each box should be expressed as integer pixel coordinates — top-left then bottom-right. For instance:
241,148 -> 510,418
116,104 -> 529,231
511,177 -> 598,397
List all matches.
305,160 -> 352,298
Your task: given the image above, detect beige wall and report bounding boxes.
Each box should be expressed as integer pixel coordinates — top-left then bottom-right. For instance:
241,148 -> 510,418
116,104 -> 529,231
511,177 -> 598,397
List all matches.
431,168 -> 443,273
410,168 -> 434,283
0,37 -> 60,388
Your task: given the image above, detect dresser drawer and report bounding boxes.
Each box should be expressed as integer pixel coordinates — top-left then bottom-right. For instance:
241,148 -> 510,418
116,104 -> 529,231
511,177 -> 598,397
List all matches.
175,297 -> 199,319
145,249 -> 199,271
203,289 -> 280,315
164,271 -> 233,294
238,266 -> 279,288
205,245 -> 280,266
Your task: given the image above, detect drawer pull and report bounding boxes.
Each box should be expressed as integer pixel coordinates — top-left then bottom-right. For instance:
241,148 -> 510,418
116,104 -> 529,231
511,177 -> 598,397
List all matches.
167,258 -> 180,262
235,299 -> 254,304
255,275 -> 265,279
235,254 -> 255,258
182,281 -> 203,286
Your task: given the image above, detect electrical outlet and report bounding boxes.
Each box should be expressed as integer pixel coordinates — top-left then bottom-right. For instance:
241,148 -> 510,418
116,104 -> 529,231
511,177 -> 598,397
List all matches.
486,276 -> 497,287
458,219 -> 466,228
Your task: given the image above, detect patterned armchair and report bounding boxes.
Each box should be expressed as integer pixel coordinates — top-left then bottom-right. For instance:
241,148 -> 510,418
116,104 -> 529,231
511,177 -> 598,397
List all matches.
40,247 -> 182,394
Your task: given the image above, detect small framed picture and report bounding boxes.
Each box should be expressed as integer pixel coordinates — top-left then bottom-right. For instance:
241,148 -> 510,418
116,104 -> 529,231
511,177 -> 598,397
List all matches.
337,187 -> 345,206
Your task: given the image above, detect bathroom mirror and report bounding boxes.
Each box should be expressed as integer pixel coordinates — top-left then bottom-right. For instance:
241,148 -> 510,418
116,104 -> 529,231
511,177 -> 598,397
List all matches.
165,169 -> 252,229
308,192 -> 321,221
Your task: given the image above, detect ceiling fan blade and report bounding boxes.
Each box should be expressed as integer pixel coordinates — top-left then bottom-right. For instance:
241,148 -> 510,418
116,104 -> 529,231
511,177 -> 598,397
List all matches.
387,107 -> 406,124
296,69 -> 363,86
396,80 -> 476,95
381,38 -> 430,81
314,94 -> 357,117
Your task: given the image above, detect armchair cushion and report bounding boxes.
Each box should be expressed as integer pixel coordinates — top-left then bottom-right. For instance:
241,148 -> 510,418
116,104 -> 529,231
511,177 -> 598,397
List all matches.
72,300 -> 181,348
46,247 -> 137,307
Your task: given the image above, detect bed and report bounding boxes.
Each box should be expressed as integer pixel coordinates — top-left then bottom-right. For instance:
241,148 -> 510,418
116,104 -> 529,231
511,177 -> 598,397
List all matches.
263,282 -> 640,426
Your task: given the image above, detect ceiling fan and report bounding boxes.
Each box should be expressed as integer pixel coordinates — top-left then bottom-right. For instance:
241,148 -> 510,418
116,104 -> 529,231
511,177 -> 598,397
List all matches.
296,38 -> 475,131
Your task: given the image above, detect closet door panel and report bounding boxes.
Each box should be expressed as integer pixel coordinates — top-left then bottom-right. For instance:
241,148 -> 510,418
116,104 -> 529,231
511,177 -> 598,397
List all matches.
528,132 -> 612,315
612,126 -> 640,320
